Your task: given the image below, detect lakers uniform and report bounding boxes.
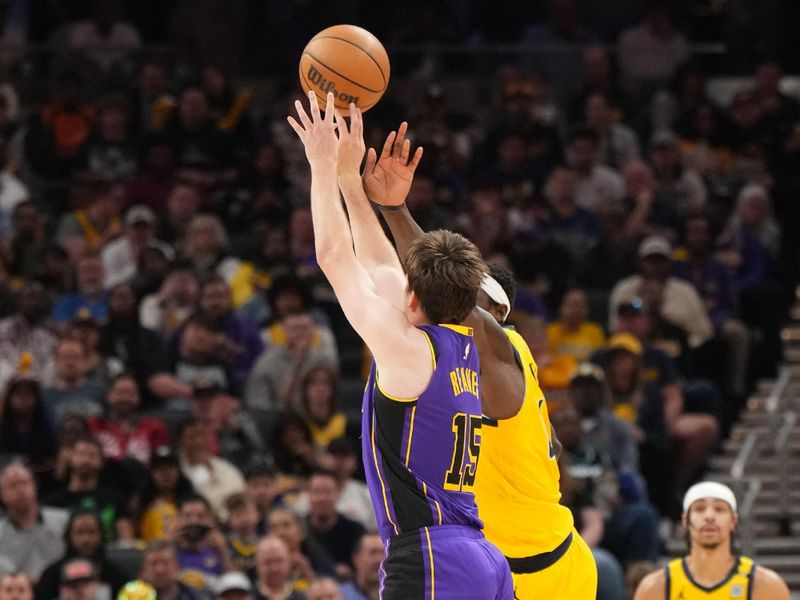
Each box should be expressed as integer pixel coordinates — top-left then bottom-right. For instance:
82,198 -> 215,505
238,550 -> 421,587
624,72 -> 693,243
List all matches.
666,556 -> 754,599
362,324 -> 513,600
474,328 -> 598,599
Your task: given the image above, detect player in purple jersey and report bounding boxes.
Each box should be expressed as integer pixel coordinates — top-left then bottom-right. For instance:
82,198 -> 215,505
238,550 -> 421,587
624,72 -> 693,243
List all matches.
288,92 -> 515,599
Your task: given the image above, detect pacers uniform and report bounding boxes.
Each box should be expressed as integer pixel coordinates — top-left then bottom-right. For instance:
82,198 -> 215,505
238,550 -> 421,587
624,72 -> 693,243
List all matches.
665,556 -> 754,599
362,324 -> 513,600
474,328 -> 598,599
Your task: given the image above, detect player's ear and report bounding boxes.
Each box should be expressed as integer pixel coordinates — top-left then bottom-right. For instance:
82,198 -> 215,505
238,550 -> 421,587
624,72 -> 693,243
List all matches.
408,290 -> 419,312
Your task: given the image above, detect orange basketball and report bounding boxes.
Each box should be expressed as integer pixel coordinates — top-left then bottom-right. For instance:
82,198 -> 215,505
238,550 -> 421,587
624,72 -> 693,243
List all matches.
299,24 -> 390,113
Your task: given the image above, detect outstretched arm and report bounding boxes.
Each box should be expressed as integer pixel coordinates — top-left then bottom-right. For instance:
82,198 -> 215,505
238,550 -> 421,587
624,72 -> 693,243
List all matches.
335,105 -> 408,308
368,125 -> 523,419
287,92 -> 431,400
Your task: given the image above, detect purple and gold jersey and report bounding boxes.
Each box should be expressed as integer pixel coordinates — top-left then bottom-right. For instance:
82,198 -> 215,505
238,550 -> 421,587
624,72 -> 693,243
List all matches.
362,323 -> 483,543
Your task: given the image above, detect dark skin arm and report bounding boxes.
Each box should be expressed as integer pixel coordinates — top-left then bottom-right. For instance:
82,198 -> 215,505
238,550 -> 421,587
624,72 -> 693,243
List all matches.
366,126 -> 523,419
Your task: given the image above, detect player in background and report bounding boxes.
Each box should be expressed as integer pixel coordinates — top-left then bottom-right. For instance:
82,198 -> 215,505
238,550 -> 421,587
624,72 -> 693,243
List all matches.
367,121 -> 598,599
634,481 -> 789,600
288,92 -> 516,599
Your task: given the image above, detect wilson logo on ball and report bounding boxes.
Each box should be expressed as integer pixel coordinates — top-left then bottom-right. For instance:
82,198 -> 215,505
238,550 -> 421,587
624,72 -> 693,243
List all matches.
306,65 -> 360,105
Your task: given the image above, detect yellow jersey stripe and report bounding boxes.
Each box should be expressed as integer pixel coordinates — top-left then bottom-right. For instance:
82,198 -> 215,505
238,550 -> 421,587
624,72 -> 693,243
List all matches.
375,376 -> 418,403
405,406 -> 417,466
424,526 -> 435,600
422,330 -> 437,370
438,323 -> 473,337
370,413 -> 398,534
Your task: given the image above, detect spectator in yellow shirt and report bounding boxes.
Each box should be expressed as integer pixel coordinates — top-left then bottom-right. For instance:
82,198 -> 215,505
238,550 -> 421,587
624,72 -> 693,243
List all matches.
547,288 -> 606,362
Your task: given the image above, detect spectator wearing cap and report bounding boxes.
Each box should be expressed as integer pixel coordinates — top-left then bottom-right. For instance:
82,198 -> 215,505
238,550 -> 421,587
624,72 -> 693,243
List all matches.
140,541 -> 200,600
55,559 -> 102,600
52,254 -> 108,326
339,533 -> 382,600
35,510 -> 129,600
253,536 -> 307,600
0,376 -> 57,470
87,373 -> 169,466
602,333 -> 718,516
187,380 -> 264,469
647,130 -> 707,230
547,288 -> 606,364
42,338 -> 105,423
101,205 -> 172,289
215,572 -> 252,600
0,572 -> 34,600
55,180 -> 123,261
178,420 -> 245,518
136,447 -> 195,542
194,276 -> 263,393
0,464 -> 68,580
246,312 -> 338,413
294,438 -> 374,532
0,282 -> 57,390
609,236 -> 712,348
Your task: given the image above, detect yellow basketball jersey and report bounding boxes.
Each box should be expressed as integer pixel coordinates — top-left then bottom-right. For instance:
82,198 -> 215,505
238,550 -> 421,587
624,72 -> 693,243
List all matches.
666,556 -> 754,599
473,328 -> 575,558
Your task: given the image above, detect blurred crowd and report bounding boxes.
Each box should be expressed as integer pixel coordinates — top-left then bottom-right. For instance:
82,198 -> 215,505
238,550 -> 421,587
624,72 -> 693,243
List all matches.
0,1 -> 799,599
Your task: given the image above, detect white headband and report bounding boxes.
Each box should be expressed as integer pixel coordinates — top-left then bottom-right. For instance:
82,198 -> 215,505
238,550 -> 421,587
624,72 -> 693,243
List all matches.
480,275 -> 511,322
683,481 -> 738,513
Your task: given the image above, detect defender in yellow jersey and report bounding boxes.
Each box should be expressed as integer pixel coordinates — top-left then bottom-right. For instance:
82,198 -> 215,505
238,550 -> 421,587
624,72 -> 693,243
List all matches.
473,270 -> 597,599
635,482 -> 789,600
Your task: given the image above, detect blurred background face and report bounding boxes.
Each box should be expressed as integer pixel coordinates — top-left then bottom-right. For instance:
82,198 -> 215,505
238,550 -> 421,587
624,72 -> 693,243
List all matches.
190,220 -> 221,255
247,475 -> 276,512
179,89 -> 209,129
307,475 -> 338,520
559,290 -> 588,328
283,314 -> 314,348
606,352 -> 640,394
570,379 -> 605,417
649,145 -> 679,176
684,218 -> 712,256
168,186 -> 200,221
201,67 -> 227,98
56,341 -> 86,381
108,284 -> 137,318
305,369 -> 335,422
9,384 -> 37,417
181,323 -> 216,356
228,502 -> 259,534
0,574 -> 33,600
741,192 -> 768,226
306,580 -> 342,600
545,168 -> 577,204
179,500 -> 210,527
0,466 -> 36,510
639,255 -> 671,280
200,281 -> 231,318
567,138 -> 597,170
142,548 -> 178,591
70,441 -> 103,478
267,510 -> 302,550
69,515 -> 103,556
107,377 -> 139,414
584,94 -> 610,129
353,535 -> 384,582
549,407 -> 582,452
12,203 -> 39,238
77,257 -> 104,293
152,462 -> 180,493
180,424 -> 211,459
256,539 -> 291,588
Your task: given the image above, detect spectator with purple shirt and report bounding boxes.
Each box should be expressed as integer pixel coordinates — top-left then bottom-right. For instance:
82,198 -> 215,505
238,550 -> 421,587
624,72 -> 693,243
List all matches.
172,494 -> 231,593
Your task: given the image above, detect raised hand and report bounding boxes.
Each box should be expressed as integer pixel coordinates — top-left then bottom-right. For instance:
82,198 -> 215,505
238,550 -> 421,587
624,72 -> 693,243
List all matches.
287,91 -> 338,169
363,121 -> 424,207
334,103 -> 366,178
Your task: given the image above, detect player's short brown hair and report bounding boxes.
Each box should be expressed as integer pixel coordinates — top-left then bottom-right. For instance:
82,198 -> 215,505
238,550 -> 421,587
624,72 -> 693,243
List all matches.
404,230 -> 485,324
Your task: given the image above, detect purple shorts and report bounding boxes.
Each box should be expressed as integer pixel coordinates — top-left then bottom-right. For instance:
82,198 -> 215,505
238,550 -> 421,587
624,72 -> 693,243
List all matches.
380,525 -> 514,600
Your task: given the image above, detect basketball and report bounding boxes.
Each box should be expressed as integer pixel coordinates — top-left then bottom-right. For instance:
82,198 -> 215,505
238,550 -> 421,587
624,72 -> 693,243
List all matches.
299,24 -> 390,113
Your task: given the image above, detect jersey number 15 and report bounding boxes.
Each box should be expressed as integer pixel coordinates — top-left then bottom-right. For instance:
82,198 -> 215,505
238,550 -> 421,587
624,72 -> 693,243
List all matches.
444,413 -> 482,492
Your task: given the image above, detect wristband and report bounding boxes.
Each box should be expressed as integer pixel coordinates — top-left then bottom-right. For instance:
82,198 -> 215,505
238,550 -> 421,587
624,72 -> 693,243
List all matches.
373,201 -> 406,212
